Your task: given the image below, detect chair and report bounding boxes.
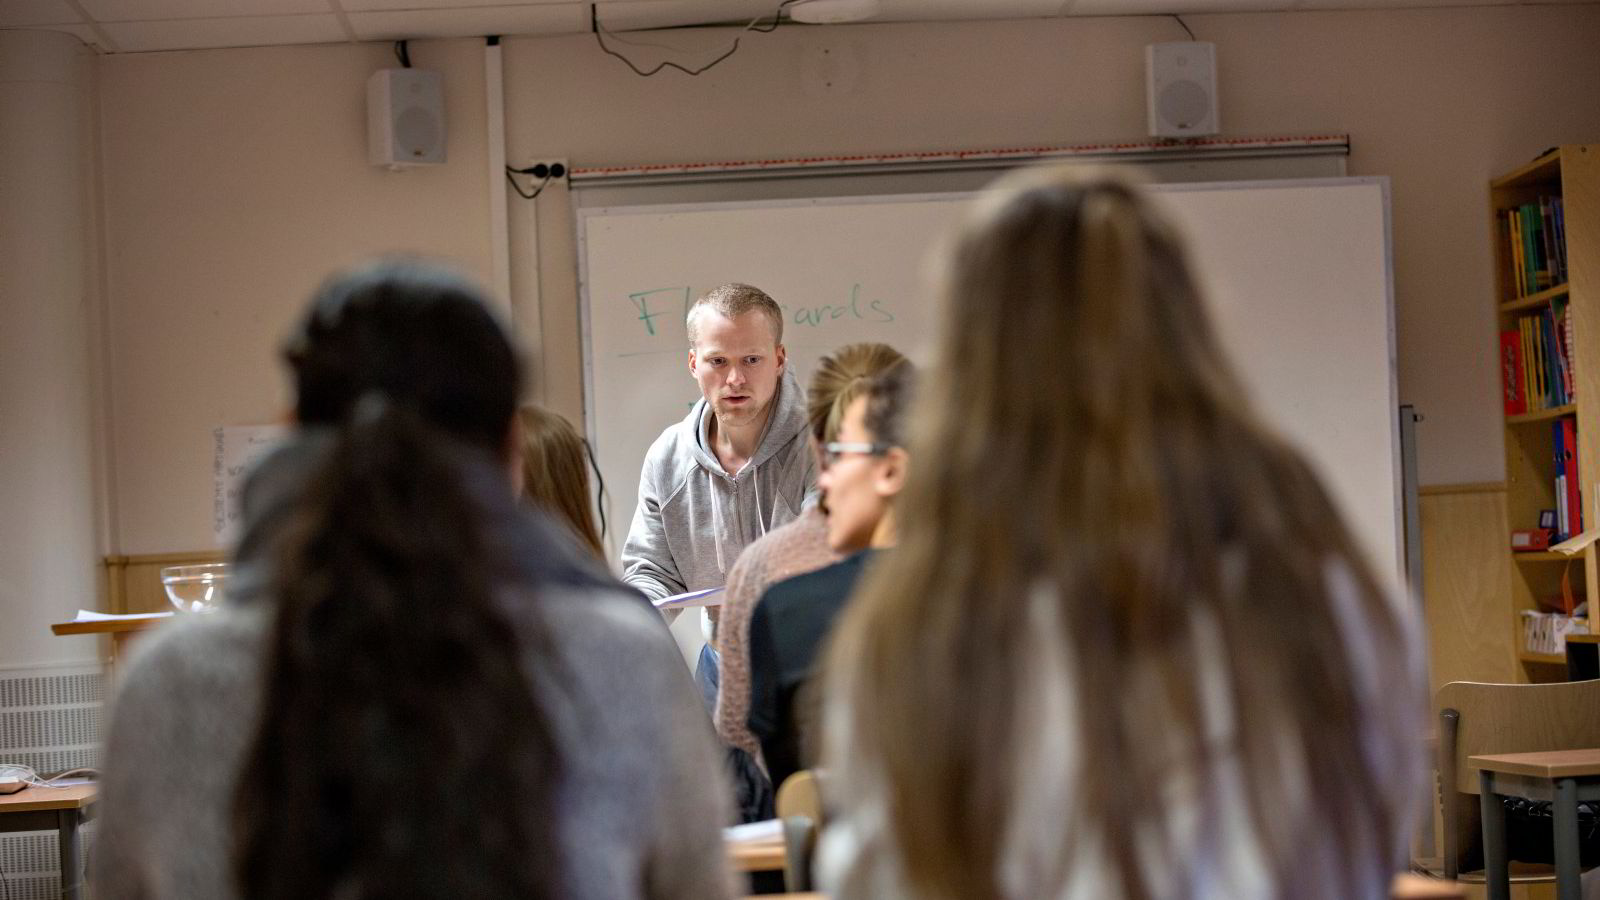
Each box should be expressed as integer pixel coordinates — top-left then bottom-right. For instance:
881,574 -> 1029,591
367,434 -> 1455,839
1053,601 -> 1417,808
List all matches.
775,769 -> 825,892
1433,679 -> 1600,884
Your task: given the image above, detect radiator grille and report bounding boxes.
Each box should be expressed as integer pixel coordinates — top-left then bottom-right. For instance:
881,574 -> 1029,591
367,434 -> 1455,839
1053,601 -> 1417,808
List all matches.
0,674 -> 103,709
0,666 -> 104,897
0,669 -> 104,774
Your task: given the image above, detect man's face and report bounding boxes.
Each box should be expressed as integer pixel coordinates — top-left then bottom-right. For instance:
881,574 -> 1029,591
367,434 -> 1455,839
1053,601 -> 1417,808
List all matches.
819,395 -> 891,554
688,310 -> 785,430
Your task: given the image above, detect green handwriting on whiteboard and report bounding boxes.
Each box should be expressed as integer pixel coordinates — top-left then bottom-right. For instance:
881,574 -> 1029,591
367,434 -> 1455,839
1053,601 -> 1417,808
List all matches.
626,284 -> 893,337
790,284 -> 894,327
630,287 -> 692,337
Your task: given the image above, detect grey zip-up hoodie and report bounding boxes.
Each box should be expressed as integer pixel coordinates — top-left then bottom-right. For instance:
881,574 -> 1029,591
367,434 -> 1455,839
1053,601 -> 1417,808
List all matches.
621,367 -> 817,607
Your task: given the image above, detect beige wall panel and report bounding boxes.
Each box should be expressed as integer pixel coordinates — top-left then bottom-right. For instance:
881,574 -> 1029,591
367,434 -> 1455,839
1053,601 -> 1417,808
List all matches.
1421,485 -> 1519,694
98,39 -> 492,554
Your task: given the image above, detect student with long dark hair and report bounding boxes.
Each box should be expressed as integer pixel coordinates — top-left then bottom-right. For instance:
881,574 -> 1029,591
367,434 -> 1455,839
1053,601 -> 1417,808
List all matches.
94,262 -> 731,900
818,168 -> 1425,900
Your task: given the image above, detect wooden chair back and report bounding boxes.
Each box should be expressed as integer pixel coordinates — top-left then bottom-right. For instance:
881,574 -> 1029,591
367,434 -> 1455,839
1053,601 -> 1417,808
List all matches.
775,770 -> 826,892
1434,679 -> 1600,879
776,769 -> 824,826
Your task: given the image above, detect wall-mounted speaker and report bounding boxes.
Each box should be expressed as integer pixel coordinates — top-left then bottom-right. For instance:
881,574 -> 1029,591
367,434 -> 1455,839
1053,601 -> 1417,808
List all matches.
367,68 -> 445,168
1146,42 -> 1219,138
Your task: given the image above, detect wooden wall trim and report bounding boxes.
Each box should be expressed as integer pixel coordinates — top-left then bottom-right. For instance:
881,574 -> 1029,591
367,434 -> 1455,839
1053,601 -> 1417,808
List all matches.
102,550 -> 224,615
1419,481 -> 1507,496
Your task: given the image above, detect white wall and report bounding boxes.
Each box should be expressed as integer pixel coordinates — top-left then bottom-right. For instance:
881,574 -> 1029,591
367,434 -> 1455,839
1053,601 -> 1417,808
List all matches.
91,6 -> 1600,556
97,39 -> 492,554
0,31 -> 102,667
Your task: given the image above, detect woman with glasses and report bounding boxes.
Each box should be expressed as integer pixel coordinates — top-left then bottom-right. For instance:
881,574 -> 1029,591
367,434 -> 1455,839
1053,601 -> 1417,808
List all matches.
746,359 -> 916,793
716,342 -> 906,822
93,262 -> 732,900
817,167 -> 1424,900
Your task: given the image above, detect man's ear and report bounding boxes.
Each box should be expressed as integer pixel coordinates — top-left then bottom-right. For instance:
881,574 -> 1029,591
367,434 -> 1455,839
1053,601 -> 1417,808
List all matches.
775,344 -> 787,377
875,446 -> 908,499
687,348 -> 698,377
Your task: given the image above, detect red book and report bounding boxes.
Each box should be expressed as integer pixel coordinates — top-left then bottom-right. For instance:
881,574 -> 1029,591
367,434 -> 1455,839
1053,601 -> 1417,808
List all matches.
1501,330 -> 1527,415
1563,417 -> 1581,536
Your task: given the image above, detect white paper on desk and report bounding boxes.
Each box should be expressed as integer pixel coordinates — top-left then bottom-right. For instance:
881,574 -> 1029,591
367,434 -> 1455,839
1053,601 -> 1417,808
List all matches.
724,818 -> 782,843
652,587 -> 724,610
71,609 -> 174,623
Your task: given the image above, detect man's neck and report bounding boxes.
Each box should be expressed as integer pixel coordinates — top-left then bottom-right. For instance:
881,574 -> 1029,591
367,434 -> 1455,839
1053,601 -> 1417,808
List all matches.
708,404 -> 774,476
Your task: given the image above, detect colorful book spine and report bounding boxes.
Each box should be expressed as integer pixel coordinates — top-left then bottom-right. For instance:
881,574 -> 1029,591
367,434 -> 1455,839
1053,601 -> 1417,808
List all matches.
1511,208 -> 1527,297
1521,316 -> 1537,411
1562,416 -> 1581,539
1502,330 -> 1527,415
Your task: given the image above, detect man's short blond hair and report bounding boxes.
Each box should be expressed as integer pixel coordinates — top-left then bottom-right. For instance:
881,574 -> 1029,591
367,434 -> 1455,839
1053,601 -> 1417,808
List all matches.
686,283 -> 784,347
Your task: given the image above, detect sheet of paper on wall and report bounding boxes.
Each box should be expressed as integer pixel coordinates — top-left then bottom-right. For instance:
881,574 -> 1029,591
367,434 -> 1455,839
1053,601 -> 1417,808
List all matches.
213,424 -> 288,547
652,587 -> 724,610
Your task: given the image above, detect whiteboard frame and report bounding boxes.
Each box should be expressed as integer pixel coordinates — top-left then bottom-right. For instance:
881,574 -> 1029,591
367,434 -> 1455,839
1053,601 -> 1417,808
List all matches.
574,176 -> 1402,581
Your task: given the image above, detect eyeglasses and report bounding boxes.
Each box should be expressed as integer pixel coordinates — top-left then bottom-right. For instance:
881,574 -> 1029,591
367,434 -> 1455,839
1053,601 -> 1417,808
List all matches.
822,441 -> 892,468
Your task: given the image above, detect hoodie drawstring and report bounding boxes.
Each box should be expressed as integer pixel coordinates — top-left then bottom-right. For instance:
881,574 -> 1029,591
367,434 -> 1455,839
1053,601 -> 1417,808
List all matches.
709,467 -> 727,575
753,465 -> 768,540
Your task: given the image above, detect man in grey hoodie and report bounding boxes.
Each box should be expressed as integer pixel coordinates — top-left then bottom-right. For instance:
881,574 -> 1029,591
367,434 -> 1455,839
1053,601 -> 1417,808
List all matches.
621,282 -> 817,707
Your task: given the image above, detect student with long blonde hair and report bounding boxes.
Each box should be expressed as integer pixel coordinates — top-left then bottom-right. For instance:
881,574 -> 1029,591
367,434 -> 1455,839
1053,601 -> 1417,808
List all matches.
818,168 -> 1424,900
518,403 -> 606,561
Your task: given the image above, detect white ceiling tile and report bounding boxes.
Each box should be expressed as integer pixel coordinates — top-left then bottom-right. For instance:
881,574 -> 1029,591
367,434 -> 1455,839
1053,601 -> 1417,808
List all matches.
98,13 -> 345,50
77,0 -> 330,22
595,0 -> 779,30
873,0 -> 1065,21
1297,0 -> 1492,9
1069,0 -> 1285,14
340,0 -> 571,11
0,0 -> 80,26
347,5 -> 588,39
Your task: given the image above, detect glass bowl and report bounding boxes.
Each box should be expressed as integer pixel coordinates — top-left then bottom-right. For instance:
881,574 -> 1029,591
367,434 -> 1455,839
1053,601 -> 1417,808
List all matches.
160,563 -> 230,613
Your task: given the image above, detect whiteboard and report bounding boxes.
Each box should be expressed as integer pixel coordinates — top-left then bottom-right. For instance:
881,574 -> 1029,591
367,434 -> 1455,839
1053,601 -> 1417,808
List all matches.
578,178 -> 1400,587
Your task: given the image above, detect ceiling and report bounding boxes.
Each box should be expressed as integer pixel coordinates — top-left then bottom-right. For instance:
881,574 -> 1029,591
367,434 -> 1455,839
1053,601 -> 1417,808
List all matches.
0,0 -> 1575,54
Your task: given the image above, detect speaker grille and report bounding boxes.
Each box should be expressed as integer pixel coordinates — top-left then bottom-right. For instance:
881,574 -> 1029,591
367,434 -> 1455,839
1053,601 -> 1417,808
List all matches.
395,108 -> 441,160
1159,80 -> 1210,131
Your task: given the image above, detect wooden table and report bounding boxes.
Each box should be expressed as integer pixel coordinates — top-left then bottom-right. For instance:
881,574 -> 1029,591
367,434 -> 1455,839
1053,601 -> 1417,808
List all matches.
51,613 -> 172,673
1471,748 -> 1600,900
728,833 -> 786,873
0,785 -> 96,900
743,876 -> 1457,899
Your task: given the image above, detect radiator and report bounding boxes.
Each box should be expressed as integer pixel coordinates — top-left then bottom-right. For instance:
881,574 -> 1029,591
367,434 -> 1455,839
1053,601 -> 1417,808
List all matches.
0,664 -> 103,899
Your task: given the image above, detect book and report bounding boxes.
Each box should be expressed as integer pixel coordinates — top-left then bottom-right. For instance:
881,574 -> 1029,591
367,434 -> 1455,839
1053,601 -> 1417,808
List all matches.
1521,316 -> 1537,410
1510,208 -> 1526,297
1563,416 -> 1581,538
1555,419 -> 1567,540
1501,330 -> 1526,415
1527,203 -> 1550,292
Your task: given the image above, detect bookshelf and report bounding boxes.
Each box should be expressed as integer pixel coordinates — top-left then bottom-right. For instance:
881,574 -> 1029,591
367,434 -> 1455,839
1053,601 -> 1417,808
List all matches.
1496,145 -> 1600,679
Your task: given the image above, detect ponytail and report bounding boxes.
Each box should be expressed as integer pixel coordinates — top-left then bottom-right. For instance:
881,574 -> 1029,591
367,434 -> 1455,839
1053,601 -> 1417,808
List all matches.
233,401 -> 560,900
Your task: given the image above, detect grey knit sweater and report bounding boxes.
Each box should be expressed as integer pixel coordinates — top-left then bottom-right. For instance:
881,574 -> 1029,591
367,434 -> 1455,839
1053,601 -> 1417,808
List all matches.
92,436 -> 734,900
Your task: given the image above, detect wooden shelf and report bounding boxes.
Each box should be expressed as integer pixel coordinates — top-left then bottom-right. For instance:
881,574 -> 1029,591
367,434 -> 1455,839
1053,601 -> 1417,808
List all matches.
1493,145 -> 1599,684
1499,283 -> 1571,314
1512,551 -> 1582,563
1506,404 -> 1577,425
1518,651 -> 1568,666
1491,148 -> 1562,190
